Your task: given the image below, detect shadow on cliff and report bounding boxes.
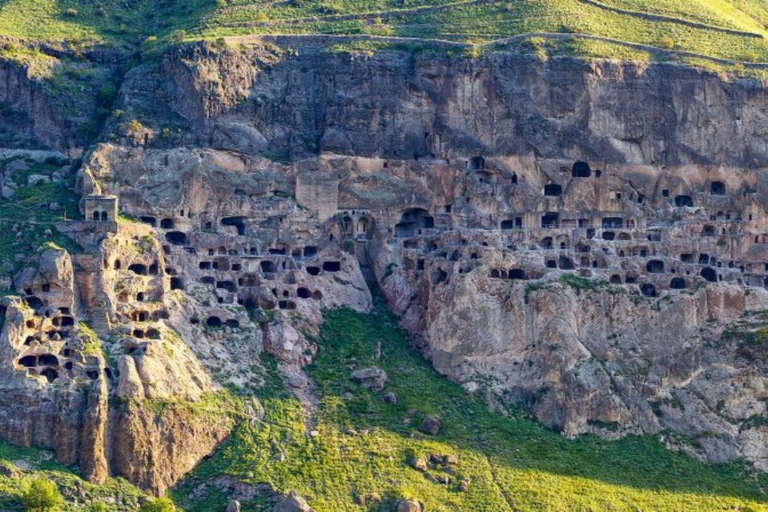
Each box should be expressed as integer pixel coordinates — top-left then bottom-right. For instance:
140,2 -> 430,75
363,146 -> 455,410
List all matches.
171,289 -> 768,511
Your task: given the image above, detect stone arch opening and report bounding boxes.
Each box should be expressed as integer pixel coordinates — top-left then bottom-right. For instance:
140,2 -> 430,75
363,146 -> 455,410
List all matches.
509,268 -> 527,280
711,181 -> 726,195
544,183 -> 562,197
558,257 -> 575,270
222,217 -> 247,236
323,261 -> 341,272
500,220 -> 513,230
469,156 -> 485,171
40,368 -> 58,383
395,208 -> 434,238
572,162 -> 591,178
670,277 -> 687,289
140,216 -> 157,226
206,316 -> 222,328
341,216 -> 354,237
646,260 -> 664,274
19,355 -> 37,367
674,195 -> 693,207
38,354 -> 58,366
610,274 -> 623,284
541,212 -> 559,228
357,217 -> 370,235
701,267 -> 717,283
129,264 -> 147,275
641,283 -> 657,297
297,287 -> 311,299
160,218 -> 174,229
165,231 -> 187,246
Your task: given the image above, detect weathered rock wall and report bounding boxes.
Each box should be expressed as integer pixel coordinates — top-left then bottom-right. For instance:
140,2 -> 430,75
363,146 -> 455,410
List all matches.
88,41 -> 768,470
0,50 -> 116,152
8,38 -> 768,492
121,40 -> 768,169
382,264 -> 768,466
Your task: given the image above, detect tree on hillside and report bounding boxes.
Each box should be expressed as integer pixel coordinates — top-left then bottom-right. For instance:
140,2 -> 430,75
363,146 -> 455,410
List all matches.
21,478 -> 63,512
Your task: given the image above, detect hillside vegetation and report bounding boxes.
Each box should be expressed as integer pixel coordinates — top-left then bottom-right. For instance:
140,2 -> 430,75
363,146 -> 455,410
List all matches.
170,293 -> 768,512
2,0 -> 768,68
3,297 -> 768,510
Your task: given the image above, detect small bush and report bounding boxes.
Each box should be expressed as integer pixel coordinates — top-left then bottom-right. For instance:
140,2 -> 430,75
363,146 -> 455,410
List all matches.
21,478 -> 63,512
64,8 -> 78,17
128,119 -> 144,133
658,36 -> 675,50
744,50 -> 760,63
139,497 -> 177,512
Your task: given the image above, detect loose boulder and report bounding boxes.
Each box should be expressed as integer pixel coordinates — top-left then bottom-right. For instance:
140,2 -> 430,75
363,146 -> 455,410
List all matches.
395,499 -> 423,512
351,366 -> 388,391
420,415 -> 442,436
274,490 -> 313,512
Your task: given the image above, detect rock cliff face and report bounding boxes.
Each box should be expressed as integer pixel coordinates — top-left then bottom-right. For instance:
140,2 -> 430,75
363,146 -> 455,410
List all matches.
0,47 -> 116,151
5,37 -> 768,491
121,40 -> 768,168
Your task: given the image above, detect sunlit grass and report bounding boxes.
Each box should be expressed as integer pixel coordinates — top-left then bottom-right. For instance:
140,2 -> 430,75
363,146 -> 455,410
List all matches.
2,0 -> 768,69
171,292 -> 768,511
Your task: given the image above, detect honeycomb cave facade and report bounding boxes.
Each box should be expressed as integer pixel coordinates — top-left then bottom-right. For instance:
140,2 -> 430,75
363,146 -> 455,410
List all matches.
6,42 -> 768,492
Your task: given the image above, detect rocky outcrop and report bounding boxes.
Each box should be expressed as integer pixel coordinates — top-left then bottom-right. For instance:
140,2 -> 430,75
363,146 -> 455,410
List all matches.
0,46 -> 117,151
112,39 -> 768,170
72,41 -> 768,471
0,234 -> 234,494
397,269 -> 768,466
109,400 -> 233,496
8,37 -> 768,493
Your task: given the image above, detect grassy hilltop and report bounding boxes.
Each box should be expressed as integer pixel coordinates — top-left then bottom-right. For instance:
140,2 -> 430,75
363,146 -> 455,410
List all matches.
2,0 -> 768,69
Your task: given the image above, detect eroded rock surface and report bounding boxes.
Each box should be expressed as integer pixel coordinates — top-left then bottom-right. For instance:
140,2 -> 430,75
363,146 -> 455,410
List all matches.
5,37 -> 768,493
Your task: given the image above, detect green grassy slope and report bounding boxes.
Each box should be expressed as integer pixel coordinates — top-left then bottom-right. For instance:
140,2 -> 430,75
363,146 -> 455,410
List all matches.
171,293 -> 768,512
0,439 -> 146,511
3,0 -> 768,66
0,155 -> 82,279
